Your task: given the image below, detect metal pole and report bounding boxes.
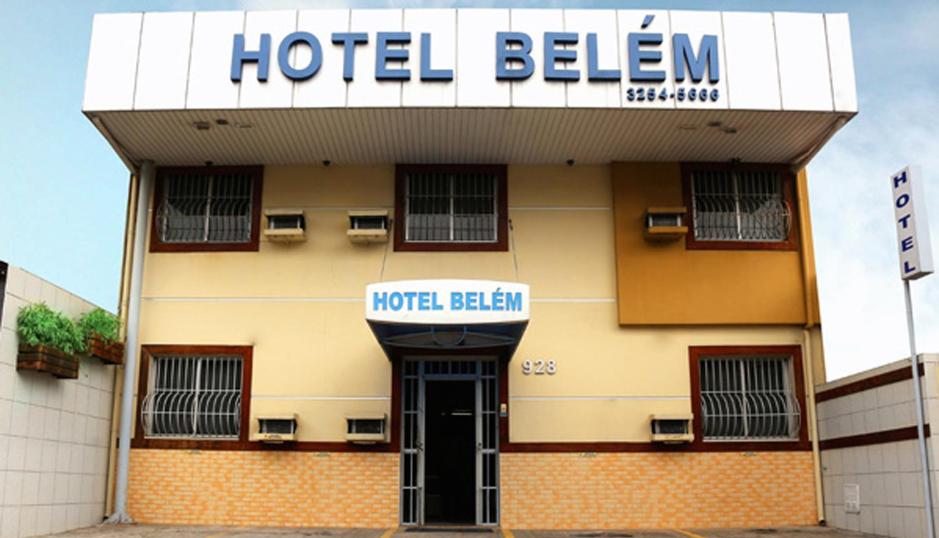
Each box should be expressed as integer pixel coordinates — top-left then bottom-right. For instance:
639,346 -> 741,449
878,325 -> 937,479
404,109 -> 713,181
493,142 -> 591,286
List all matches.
905,279 -> 936,538
106,160 -> 154,524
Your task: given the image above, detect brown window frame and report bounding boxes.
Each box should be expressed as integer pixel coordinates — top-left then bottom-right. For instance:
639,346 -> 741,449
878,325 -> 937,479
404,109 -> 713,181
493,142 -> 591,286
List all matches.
681,163 -> 800,251
133,345 -> 253,450
394,164 -> 509,252
688,345 -> 810,452
149,166 -> 264,253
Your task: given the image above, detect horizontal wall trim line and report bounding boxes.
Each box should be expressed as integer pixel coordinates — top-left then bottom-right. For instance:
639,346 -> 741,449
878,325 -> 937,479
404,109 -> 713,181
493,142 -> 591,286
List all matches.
127,443 -> 812,454
143,296 -> 364,302
511,395 -> 689,401
252,395 -> 391,401
284,206 -> 394,212
251,206 -> 615,212
531,298 -> 616,303
129,440 -> 396,452
819,424 -> 930,450
142,296 -> 616,303
502,442 -> 811,453
508,206 -> 612,211
816,363 -> 923,403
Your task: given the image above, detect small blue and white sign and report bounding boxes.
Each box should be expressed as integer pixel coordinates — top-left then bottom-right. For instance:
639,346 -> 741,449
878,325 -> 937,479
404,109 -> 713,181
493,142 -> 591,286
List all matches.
366,279 -> 530,324
891,165 -> 934,280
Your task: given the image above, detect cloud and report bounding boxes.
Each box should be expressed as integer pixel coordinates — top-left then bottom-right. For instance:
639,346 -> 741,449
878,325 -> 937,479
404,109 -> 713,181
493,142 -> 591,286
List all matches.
809,88 -> 939,380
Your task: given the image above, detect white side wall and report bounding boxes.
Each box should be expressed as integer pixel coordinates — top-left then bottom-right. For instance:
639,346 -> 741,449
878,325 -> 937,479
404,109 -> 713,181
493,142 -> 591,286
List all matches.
0,266 -> 115,538
817,354 -> 939,538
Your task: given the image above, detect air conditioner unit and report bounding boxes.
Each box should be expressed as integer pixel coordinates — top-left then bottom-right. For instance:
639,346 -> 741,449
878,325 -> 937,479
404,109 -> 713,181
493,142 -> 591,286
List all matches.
649,413 -> 694,444
644,207 -> 688,241
346,414 -> 387,444
347,210 -> 389,244
253,414 -> 298,443
264,209 -> 306,243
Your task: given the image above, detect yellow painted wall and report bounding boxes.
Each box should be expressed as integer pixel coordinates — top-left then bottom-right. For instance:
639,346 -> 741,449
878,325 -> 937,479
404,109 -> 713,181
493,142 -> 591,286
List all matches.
611,162 -> 810,325
135,163 -> 822,443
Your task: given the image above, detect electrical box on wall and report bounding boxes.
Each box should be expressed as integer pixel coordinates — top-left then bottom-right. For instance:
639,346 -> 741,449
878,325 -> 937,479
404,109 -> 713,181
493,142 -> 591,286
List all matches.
346,414 -> 387,443
844,483 -> 860,513
644,207 -> 688,241
649,414 -> 694,443
253,414 -> 298,443
264,209 -> 306,242
347,210 -> 389,244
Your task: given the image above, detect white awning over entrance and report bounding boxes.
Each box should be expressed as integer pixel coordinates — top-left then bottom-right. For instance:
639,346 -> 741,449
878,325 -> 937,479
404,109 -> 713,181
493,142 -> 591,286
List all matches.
365,280 -> 530,361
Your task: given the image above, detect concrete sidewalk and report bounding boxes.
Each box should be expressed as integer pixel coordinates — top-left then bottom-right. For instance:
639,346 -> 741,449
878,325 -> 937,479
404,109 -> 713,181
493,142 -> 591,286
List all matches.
32,525 -> 875,538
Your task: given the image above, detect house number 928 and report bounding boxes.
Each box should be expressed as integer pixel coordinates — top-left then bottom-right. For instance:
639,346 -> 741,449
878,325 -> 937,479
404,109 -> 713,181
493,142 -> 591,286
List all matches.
521,360 -> 557,375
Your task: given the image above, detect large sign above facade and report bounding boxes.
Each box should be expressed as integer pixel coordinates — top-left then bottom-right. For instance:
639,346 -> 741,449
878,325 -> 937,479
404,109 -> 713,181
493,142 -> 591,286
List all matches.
366,280 -> 530,325
230,13 -> 720,105
83,9 -> 857,113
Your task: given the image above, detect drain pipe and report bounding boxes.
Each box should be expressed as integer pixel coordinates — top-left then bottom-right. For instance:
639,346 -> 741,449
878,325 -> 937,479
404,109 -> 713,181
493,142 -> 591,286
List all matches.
106,160 -> 154,524
795,168 -> 826,525
803,328 -> 825,524
105,171 -> 139,517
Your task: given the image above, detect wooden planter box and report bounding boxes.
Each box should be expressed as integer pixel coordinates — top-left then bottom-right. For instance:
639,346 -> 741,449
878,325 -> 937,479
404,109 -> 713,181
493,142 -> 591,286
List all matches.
17,344 -> 79,379
86,336 -> 124,365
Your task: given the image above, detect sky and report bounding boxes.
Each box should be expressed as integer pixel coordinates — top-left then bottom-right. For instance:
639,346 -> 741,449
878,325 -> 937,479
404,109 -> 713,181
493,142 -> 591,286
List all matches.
0,0 -> 937,381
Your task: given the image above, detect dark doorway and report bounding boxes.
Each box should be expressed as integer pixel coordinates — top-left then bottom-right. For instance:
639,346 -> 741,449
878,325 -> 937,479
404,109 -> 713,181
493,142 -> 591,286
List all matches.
424,380 -> 476,524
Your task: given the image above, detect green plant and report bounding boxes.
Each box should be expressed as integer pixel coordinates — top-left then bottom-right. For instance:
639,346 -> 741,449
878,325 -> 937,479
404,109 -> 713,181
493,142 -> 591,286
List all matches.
77,308 -> 121,344
16,303 -> 85,354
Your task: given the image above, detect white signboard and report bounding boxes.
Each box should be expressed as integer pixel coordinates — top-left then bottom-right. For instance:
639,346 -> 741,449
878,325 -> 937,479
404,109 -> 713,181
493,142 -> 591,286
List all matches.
366,279 -> 529,325
891,165 -> 934,280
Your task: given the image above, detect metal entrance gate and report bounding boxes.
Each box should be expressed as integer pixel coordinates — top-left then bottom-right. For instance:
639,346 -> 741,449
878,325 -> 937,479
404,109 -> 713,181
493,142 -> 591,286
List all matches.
400,359 -> 499,526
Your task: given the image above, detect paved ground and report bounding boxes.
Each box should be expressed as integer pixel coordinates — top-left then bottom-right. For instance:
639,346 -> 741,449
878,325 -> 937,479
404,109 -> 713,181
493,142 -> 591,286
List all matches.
34,525 -> 877,538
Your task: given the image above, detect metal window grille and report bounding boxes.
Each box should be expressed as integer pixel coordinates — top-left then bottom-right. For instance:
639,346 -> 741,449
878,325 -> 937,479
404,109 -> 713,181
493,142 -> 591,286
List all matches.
156,170 -> 254,243
405,171 -> 497,243
691,169 -> 790,241
699,355 -> 801,441
141,354 -> 243,439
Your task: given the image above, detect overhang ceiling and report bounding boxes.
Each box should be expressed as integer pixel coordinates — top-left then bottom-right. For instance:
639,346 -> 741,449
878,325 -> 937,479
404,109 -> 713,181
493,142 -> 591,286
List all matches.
90,107 -> 852,167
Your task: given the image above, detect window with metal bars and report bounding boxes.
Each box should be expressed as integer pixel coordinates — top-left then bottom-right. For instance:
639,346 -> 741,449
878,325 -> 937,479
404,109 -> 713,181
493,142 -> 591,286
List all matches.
690,169 -> 791,242
152,167 -> 261,251
698,355 -> 801,441
140,353 -> 243,439
403,169 -> 499,244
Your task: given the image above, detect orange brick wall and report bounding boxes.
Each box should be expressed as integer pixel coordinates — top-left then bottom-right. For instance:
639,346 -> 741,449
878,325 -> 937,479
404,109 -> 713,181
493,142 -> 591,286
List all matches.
128,449 -> 399,528
127,449 -> 816,529
500,451 -> 817,529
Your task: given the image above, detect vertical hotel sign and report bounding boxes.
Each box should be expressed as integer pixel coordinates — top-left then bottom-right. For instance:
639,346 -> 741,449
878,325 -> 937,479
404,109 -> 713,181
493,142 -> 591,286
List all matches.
891,165 -> 934,280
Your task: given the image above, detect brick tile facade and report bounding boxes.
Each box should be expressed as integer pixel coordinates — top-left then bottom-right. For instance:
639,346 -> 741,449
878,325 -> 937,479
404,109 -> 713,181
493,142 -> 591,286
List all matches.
127,449 -> 816,529
501,451 -> 817,529
128,449 -> 399,528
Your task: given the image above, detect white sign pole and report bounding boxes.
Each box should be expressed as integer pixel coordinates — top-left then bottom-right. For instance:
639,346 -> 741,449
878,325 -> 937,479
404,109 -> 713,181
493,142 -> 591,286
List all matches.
904,279 -> 934,538
891,165 -> 935,538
